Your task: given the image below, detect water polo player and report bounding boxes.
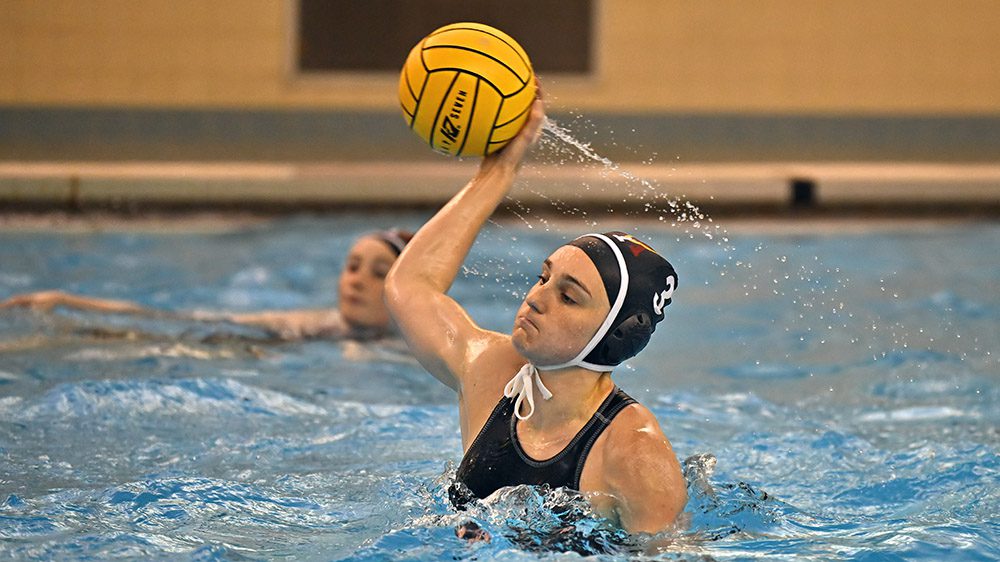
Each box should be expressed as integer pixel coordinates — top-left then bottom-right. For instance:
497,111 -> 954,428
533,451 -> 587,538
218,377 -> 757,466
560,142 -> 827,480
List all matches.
1,229 -> 413,342
385,98 -> 687,533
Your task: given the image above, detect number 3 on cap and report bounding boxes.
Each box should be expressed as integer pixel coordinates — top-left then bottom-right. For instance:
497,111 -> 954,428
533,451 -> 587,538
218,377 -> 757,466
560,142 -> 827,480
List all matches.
652,276 -> 676,315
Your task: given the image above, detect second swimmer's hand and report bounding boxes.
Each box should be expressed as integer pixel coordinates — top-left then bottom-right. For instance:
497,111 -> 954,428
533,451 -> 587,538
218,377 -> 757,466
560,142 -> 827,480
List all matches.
479,91 -> 546,174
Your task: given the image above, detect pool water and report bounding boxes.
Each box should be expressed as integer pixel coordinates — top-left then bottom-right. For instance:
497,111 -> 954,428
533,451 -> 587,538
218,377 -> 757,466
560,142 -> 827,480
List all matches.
0,215 -> 997,560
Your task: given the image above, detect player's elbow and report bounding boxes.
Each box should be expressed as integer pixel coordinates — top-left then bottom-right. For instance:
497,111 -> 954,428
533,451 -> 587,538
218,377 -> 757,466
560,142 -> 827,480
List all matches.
383,267 -> 408,317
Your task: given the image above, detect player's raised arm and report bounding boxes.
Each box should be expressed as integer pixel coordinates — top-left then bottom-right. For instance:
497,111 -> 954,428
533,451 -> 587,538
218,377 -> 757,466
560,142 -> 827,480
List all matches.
384,97 -> 545,390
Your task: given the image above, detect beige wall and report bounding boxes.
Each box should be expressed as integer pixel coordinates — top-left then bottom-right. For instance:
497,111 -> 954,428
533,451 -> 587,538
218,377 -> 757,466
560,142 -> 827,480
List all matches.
2,0 -> 998,114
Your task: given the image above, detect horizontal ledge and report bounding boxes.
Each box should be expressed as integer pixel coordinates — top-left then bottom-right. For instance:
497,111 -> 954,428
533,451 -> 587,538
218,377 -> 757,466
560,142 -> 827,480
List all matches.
0,161 -> 998,207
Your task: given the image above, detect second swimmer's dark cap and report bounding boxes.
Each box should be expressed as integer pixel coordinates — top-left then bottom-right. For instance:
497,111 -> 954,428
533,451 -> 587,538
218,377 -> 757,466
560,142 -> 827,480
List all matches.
538,232 -> 677,372
373,229 -> 413,256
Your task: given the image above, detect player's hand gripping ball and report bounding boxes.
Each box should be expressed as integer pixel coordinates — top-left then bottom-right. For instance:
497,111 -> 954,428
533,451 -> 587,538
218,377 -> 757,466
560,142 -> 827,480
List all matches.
399,22 -> 537,157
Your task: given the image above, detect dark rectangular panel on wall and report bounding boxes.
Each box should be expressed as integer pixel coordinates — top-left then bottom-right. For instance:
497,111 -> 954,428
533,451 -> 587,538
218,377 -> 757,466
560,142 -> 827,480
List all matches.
298,0 -> 592,73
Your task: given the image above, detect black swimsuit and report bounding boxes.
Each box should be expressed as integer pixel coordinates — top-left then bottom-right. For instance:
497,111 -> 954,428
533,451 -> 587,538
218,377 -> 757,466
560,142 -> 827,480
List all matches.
449,386 -> 636,508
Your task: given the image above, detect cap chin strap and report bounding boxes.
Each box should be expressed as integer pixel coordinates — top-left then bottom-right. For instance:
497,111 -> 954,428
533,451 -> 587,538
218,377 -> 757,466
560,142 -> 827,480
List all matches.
504,363 -> 553,420
504,233 -> 631,419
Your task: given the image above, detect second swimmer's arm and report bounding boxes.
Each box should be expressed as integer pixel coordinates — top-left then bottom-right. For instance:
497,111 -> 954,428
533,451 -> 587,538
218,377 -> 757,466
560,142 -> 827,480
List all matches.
1,289 -> 345,339
385,97 -> 545,389
0,290 -> 156,316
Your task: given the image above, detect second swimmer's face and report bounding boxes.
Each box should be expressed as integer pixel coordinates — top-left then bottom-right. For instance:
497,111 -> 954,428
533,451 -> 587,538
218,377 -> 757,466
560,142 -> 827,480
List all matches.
338,236 -> 397,329
511,245 -> 611,366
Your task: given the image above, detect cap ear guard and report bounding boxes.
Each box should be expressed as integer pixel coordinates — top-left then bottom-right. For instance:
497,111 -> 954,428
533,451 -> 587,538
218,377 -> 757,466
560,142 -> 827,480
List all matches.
595,312 -> 654,366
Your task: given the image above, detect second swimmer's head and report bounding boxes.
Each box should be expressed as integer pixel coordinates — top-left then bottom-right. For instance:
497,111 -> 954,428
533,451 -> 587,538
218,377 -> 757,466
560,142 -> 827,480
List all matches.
512,232 -> 677,371
338,229 -> 414,331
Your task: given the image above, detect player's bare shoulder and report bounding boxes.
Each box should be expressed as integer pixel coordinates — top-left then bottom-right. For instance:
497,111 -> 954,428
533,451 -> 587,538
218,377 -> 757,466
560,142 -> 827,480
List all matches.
602,402 -> 684,491
606,402 -> 673,456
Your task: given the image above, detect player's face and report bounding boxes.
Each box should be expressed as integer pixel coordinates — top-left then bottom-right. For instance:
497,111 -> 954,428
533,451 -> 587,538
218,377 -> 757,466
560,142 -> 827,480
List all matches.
511,246 -> 610,366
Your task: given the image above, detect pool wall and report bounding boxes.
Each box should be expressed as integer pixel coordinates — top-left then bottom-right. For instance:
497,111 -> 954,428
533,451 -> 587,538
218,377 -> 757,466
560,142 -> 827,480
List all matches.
2,2 -> 999,215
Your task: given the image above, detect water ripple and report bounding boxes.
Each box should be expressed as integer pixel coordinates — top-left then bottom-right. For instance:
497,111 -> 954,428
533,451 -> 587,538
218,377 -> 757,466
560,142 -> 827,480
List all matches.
6,378 -> 327,421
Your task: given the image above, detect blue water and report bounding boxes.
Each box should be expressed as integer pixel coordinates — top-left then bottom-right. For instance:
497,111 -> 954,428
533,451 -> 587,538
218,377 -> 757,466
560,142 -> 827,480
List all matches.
0,215 -> 997,560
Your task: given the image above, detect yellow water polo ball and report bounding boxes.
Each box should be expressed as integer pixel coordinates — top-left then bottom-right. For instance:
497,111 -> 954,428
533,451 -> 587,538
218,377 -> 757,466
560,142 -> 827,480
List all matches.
398,22 -> 537,157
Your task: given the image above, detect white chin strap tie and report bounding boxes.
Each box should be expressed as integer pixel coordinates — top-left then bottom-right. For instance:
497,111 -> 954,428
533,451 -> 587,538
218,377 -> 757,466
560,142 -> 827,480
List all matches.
503,363 -> 553,420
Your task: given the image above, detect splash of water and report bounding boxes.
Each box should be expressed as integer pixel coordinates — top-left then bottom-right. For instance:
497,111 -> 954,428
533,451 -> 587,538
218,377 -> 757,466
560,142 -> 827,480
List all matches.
466,116 -> 737,307
527,117 -> 957,368
539,118 -> 726,241
464,114 -> 974,380
357,455 -> 790,557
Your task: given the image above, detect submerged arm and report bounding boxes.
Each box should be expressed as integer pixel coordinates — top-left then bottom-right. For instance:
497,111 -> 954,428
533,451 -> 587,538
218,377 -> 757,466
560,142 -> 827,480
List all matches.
222,309 -> 344,340
385,97 -> 545,390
